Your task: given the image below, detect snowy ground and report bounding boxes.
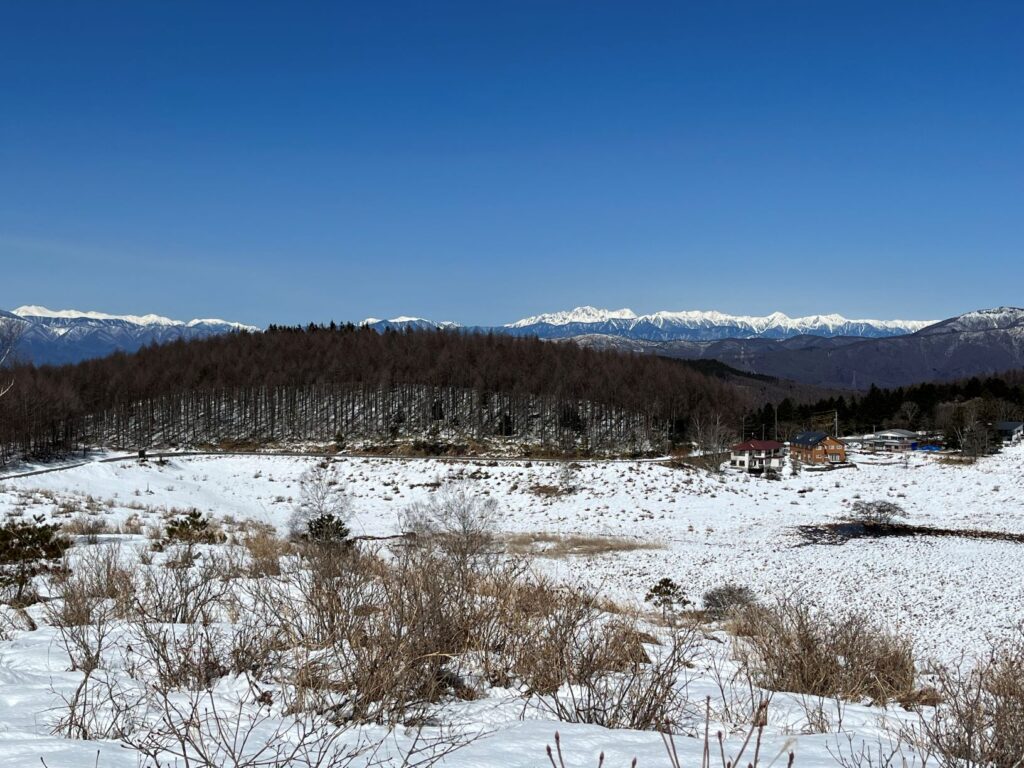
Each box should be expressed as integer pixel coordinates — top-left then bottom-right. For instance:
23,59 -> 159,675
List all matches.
5,445 -> 1022,660
1,445 -> 1022,765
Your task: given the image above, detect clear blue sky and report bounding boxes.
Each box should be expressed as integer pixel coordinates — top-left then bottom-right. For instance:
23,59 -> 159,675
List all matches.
1,1 -> 1022,327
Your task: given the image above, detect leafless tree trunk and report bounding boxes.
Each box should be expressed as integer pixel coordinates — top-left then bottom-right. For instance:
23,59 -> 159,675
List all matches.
0,317 -> 24,399
897,401 -> 921,429
288,463 -> 352,540
938,399 -> 992,458
691,411 -> 733,456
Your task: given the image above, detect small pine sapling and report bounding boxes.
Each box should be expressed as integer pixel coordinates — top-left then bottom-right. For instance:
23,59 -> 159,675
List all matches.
289,464 -> 353,546
164,509 -> 223,545
0,515 -> 70,605
645,577 -> 691,621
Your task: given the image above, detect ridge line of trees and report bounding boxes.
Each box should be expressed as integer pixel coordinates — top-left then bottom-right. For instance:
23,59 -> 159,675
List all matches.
0,325 -> 746,462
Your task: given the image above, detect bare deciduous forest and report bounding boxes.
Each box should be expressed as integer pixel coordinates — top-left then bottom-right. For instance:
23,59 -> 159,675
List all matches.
0,325 -> 746,462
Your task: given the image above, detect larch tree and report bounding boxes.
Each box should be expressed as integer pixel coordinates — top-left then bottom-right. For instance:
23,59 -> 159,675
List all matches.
0,317 -> 24,399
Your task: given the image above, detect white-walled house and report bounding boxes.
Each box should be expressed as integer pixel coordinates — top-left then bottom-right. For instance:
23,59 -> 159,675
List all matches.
729,439 -> 785,474
864,429 -> 920,452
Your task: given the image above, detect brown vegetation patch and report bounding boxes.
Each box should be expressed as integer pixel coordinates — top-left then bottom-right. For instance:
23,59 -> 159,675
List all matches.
62,516 -> 115,538
733,600 -> 916,705
502,532 -> 665,558
935,454 -> 977,466
529,483 -> 565,497
902,631 -> 1024,766
667,452 -> 728,472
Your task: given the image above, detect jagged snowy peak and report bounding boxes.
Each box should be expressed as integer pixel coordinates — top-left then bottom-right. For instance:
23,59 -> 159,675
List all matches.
14,305 -> 180,326
503,306 -> 934,341
508,306 -> 638,327
359,316 -> 461,331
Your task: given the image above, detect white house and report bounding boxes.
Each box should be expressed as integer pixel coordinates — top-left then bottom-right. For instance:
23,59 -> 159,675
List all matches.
864,429 -> 920,452
730,439 -> 785,474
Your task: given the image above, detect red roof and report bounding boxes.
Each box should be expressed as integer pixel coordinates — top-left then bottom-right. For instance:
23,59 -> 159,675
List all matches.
732,439 -> 784,452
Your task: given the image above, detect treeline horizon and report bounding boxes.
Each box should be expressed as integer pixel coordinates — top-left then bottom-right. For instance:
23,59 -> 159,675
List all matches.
0,324 -> 747,461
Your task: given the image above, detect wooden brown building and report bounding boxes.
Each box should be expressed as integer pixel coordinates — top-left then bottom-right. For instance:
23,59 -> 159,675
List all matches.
790,431 -> 846,465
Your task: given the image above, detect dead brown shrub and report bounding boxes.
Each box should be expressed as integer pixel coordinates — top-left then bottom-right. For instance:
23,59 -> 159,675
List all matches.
526,611 -> 699,730
904,631 -> 1024,768
48,544 -> 135,626
734,600 -> 916,705
241,524 -> 291,577
131,551 -> 233,624
244,524 -> 691,732
62,515 -> 114,540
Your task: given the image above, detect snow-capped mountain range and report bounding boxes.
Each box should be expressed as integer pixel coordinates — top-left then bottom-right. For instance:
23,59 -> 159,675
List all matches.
2,306 -> 257,365
501,306 -> 934,341
569,306 -> 1024,390
508,307 -> 642,327
12,305 -> 254,330
359,316 -> 461,333
361,306 -> 934,341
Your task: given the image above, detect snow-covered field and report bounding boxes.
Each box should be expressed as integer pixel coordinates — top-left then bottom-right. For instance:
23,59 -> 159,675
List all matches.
1,445 -> 1022,766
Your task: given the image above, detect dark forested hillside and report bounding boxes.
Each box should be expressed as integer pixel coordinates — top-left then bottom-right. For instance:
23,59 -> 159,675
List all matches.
746,372 -> 1024,447
0,325 -> 748,462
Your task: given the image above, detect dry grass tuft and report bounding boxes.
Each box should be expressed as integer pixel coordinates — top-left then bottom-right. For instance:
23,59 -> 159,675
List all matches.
239,523 -> 292,577
935,455 -> 977,466
62,515 -> 114,539
503,532 -> 664,558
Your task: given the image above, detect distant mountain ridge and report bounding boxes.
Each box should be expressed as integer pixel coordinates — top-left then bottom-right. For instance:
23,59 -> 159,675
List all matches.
355,306 -> 1024,390
3,306 -> 257,365
500,306 -> 933,341
569,307 -> 1024,390
359,316 -> 460,333
359,306 -> 933,341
